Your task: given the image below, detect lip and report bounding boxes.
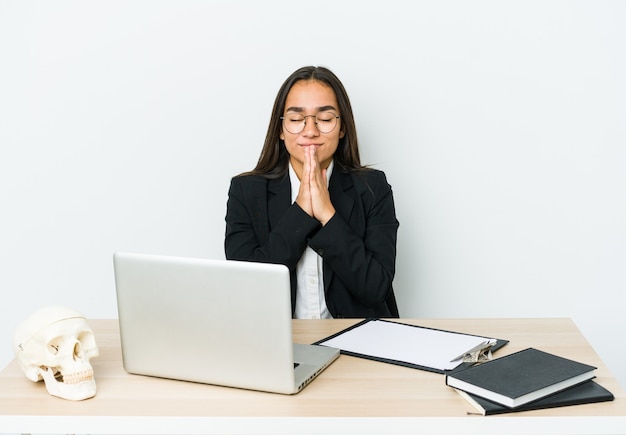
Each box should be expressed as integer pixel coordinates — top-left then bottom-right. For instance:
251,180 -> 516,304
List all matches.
299,143 -> 322,147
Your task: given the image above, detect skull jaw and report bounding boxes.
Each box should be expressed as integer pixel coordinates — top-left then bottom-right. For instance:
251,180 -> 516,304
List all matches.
40,367 -> 97,401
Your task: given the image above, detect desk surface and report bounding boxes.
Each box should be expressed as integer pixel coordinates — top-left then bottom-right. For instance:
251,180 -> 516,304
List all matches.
1,318 -> 625,434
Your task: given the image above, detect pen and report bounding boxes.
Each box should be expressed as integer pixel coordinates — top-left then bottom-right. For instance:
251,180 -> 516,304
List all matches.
449,339 -> 496,362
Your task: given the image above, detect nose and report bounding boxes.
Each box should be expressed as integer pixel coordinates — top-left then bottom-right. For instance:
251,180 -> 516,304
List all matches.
301,115 -> 320,136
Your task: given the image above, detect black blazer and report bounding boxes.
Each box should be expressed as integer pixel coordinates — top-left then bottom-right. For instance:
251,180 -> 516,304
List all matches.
225,167 -> 399,318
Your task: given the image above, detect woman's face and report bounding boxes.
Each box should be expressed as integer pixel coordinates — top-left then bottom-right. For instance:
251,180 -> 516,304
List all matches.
280,80 -> 344,178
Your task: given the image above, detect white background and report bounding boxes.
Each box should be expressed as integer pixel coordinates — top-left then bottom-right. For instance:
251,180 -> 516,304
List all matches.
1,0 -> 625,389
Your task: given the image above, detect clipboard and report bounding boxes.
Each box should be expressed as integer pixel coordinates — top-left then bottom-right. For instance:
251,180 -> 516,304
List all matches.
314,318 -> 508,374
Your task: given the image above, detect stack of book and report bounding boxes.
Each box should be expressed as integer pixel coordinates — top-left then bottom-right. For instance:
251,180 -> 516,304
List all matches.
445,347 -> 614,415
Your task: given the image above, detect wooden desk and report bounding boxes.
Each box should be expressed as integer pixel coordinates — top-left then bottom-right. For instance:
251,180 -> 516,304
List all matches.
1,318 -> 625,434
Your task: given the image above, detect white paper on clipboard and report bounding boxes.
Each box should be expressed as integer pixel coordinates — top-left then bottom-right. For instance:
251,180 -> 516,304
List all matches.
317,319 -> 497,372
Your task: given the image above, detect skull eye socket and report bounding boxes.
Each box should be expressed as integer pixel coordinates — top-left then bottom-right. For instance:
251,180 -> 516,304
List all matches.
47,337 -> 64,356
78,331 -> 96,349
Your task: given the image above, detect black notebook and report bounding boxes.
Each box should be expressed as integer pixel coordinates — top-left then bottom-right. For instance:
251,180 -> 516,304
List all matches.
454,380 -> 613,415
445,347 -> 597,408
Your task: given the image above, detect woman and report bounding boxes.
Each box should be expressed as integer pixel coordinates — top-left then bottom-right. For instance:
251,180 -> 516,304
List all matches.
225,66 -> 399,318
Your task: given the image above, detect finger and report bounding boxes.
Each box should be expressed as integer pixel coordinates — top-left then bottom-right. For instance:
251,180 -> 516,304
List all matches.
309,147 -> 324,185
296,147 -> 314,216
307,147 -> 317,180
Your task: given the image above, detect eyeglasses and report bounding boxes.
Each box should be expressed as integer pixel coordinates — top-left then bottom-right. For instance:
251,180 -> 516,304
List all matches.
280,111 -> 340,134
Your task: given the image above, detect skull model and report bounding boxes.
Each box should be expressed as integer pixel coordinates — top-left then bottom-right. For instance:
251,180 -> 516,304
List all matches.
13,305 -> 99,400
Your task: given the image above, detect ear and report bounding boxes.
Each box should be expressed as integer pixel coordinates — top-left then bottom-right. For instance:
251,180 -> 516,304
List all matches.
339,129 -> 346,139
280,130 -> 285,140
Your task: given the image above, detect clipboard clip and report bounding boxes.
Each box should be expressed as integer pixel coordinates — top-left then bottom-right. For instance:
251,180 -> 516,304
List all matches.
450,339 -> 497,363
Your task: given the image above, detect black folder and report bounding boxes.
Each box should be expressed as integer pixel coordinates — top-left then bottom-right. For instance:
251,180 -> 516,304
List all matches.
314,318 -> 508,374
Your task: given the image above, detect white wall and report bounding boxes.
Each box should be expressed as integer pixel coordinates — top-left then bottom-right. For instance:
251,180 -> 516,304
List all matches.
1,1 -> 625,388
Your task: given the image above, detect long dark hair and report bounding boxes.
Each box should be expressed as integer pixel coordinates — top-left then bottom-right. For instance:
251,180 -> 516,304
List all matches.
245,66 -> 364,178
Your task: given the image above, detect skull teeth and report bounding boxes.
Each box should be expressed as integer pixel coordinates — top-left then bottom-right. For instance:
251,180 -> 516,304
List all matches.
57,370 -> 95,385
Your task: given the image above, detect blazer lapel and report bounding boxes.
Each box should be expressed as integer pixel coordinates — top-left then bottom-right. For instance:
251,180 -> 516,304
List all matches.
324,169 -> 355,295
329,169 -> 354,223
268,175 -> 291,231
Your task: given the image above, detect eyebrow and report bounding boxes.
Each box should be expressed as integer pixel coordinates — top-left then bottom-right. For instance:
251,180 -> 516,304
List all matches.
285,105 -> 338,113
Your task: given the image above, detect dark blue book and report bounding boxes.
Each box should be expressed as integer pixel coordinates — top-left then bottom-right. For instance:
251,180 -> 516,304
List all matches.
454,380 -> 614,415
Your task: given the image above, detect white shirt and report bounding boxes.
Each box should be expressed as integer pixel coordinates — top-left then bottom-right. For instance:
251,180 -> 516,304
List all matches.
289,160 -> 334,319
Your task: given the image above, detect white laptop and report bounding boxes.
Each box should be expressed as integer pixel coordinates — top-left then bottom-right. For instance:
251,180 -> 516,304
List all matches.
113,252 -> 339,394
